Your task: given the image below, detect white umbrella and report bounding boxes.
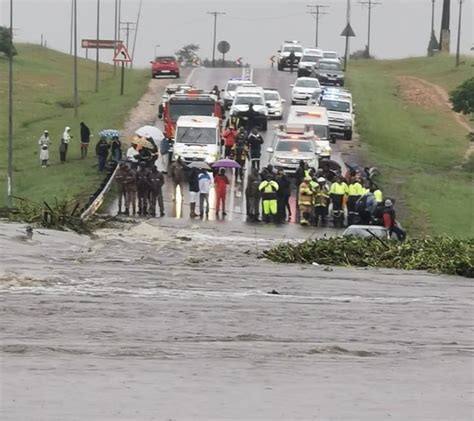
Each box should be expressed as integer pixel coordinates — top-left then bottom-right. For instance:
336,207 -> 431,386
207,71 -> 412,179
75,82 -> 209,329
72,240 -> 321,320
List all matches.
135,125 -> 164,142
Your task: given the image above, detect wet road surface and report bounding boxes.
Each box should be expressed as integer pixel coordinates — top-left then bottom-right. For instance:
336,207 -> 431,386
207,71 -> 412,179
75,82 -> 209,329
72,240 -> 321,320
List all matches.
1,221 -> 473,420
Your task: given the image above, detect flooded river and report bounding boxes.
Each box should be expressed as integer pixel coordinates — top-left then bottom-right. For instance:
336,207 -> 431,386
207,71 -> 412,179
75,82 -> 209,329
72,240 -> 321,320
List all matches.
1,220 -> 472,420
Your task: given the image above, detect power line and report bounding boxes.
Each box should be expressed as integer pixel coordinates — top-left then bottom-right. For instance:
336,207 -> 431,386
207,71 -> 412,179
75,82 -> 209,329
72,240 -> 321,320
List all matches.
207,11 -> 226,68
120,21 -> 136,49
306,5 -> 329,48
358,0 -> 382,57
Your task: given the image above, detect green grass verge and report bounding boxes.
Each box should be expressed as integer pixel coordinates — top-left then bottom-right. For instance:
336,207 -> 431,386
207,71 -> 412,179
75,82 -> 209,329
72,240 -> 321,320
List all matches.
348,55 -> 474,238
0,44 -> 149,206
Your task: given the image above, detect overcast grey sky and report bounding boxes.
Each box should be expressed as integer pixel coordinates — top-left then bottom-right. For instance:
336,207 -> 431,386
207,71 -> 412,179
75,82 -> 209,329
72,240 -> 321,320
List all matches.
0,0 -> 472,67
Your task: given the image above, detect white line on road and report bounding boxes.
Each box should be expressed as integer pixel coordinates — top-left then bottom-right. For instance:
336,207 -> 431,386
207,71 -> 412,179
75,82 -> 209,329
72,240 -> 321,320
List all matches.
185,67 -> 198,85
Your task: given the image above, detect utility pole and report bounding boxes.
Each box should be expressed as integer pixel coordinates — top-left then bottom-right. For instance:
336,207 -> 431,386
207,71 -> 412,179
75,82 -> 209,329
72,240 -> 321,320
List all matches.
440,0 -> 451,52
131,0 -> 143,68
358,0 -> 382,57
121,22 -> 136,50
306,5 -> 329,47
431,0 -> 436,36
7,0 -> 13,206
207,11 -> 226,67
69,0 -> 73,55
114,0 -> 118,72
455,0 -> 464,66
343,0 -> 351,71
95,0 -> 100,93
73,0 -> 78,117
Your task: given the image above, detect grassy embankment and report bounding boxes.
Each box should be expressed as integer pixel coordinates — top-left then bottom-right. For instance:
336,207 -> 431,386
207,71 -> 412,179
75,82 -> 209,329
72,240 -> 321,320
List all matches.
0,44 -> 149,206
348,55 -> 473,238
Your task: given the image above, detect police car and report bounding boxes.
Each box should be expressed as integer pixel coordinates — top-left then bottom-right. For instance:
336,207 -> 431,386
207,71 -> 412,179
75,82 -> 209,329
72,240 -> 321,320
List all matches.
277,40 -> 304,71
264,88 -> 285,120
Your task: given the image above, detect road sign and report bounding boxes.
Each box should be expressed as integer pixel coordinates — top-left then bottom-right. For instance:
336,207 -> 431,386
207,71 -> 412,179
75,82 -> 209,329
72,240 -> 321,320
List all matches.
217,40 -> 230,54
82,39 -> 122,49
341,23 -> 356,37
113,44 -> 132,63
235,57 -> 243,66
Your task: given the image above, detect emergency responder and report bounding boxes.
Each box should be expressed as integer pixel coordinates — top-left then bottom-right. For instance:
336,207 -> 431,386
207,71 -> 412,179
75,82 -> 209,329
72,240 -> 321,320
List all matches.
298,176 -> 314,226
123,166 -> 137,216
373,186 -> 383,204
259,175 -> 279,223
114,162 -> 129,215
223,125 -> 238,158
347,177 -> 365,226
313,177 -> 330,227
136,162 -> 151,216
246,167 -> 261,222
329,175 -> 348,227
275,168 -> 291,223
148,166 -> 165,217
243,103 -> 259,132
232,135 -> 249,183
356,187 -> 378,224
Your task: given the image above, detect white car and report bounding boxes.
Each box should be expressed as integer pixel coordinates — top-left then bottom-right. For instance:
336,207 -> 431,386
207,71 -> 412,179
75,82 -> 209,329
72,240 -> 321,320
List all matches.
342,225 -> 390,239
264,89 -> 285,120
297,54 -> 321,77
277,40 -> 304,71
319,95 -> 353,140
230,86 -> 268,130
323,50 -> 342,63
304,48 -> 324,57
222,79 -> 256,109
290,77 -> 321,105
267,134 -> 319,175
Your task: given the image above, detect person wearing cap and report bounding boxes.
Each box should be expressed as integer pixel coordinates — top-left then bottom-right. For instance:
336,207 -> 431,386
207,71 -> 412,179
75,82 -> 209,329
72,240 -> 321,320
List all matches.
313,177 -> 330,227
38,130 -> 51,167
298,176 -> 314,226
259,174 -> 279,223
383,199 -> 406,241
347,177 -> 365,225
223,125 -> 238,158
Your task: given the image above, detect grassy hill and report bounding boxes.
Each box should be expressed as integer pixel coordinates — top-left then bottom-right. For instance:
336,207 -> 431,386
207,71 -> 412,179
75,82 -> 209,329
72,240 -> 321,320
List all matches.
0,44 -> 149,206
348,54 -> 473,238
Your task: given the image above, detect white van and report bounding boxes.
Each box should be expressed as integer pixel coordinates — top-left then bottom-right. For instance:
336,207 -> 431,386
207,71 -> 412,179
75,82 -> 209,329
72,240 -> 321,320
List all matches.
173,116 -> 221,164
230,86 -> 269,130
285,106 -> 332,158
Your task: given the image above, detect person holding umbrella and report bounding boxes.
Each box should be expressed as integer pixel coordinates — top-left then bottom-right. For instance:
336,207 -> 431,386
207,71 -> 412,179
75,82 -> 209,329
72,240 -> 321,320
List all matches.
214,168 -> 229,217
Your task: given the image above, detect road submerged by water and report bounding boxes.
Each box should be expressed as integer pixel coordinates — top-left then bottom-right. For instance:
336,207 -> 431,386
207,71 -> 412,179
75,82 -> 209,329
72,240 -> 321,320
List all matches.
1,219 -> 473,420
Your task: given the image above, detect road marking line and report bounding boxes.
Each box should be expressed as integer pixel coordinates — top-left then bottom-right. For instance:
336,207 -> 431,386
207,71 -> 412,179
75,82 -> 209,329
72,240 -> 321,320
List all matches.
185,67 -> 198,85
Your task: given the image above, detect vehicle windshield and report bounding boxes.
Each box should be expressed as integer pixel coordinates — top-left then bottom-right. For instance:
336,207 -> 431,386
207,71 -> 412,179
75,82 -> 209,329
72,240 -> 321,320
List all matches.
283,46 -> 303,53
169,103 -> 215,120
305,124 -> 329,139
323,52 -> 338,59
295,79 -> 320,88
176,127 -> 217,145
226,82 -> 242,92
264,92 -> 280,101
301,55 -> 319,63
319,62 -> 341,71
276,140 -> 313,153
235,95 -> 264,105
155,56 -> 175,63
321,99 -> 351,113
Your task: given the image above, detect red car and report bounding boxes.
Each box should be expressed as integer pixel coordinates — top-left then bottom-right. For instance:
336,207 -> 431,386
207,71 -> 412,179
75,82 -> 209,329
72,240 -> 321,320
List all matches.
151,56 -> 180,79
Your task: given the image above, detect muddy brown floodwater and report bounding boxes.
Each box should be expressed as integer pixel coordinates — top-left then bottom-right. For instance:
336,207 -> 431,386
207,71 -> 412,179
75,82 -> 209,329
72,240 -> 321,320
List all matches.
0,220 -> 472,420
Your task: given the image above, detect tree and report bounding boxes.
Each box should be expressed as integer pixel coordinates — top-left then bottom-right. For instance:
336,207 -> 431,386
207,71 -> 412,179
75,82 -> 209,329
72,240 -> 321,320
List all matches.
175,44 -> 200,67
0,26 -> 17,58
450,77 -> 474,116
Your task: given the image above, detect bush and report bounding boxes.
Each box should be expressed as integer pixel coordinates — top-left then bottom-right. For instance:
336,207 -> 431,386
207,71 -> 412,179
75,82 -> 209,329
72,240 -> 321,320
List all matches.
450,77 -> 474,116
262,236 -> 474,277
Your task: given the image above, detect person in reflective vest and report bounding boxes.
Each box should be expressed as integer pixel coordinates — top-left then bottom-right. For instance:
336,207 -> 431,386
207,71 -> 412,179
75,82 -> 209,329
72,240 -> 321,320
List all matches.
259,175 -> 279,223
298,176 -> 314,226
347,177 -> 364,225
313,177 -> 330,227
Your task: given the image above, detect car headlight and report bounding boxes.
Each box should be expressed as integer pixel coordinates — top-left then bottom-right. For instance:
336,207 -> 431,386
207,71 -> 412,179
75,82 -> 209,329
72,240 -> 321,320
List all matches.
344,118 -> 352,125
205,155 -> 217,164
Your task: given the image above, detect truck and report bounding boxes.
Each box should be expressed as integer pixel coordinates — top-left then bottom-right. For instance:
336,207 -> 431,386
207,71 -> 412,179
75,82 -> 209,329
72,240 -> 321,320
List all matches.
163,92 -> 223,139
173,116 -> 221,165
285,105 -> 332,159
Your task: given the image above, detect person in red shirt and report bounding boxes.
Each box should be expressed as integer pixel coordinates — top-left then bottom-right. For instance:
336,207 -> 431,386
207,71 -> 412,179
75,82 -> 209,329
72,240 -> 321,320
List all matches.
214,168 -> 230,217
383,199 -> 406,241
222,125 -> 238,158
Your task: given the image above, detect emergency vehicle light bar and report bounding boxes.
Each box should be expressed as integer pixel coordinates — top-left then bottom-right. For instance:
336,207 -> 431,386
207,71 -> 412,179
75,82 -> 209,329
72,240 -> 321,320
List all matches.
295,111 -> 321,117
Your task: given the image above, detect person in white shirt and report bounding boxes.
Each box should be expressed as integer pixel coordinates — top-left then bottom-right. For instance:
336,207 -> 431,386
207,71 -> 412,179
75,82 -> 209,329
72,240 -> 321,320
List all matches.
60,127 -> 72,162
126,144 -> 139,169
198,170 -> 212,218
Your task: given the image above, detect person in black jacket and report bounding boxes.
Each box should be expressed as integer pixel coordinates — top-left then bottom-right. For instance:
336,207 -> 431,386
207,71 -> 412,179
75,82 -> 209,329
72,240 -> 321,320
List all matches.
188,167 -> 200,218
247,128 -> 264,170
80,122 -> 91,159
95,137 -> 110,172
275,168 -> 292,223
148,166 -> 165,217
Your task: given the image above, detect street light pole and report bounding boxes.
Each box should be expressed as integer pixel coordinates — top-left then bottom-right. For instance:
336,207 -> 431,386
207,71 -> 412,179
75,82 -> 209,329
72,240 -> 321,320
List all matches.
95,0 -> 100,92
207,11 -> 226,67
73,0 -> 78,116
7,0 -> 13,206
455,0 -> 464,67
114,0 -> 118,73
